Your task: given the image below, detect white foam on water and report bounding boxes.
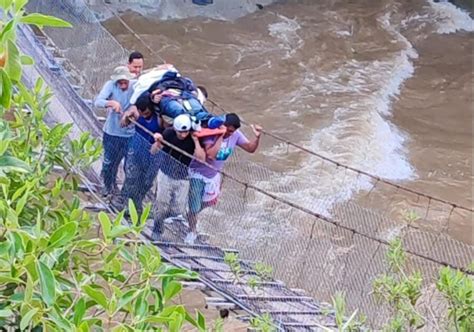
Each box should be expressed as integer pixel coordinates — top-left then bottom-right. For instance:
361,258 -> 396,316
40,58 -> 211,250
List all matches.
427,0 -> 474,34
268,14 -> 304,58
263,11 -> 419,212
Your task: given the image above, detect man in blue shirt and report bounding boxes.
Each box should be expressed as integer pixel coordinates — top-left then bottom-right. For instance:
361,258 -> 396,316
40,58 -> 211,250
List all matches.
113,98 -> 162,215
94,66 -> 135,197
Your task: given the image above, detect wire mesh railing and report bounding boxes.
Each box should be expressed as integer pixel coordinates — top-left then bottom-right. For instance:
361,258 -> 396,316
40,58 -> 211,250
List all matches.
26,0 -> 127,99
94,120 -> 472,329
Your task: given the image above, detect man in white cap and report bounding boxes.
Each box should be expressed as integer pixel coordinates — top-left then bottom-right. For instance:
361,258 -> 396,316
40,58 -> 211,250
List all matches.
94,66 -> 136,197
150,114 -> 205,240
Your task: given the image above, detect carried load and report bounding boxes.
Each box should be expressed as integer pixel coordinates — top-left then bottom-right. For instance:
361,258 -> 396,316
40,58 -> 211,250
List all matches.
130,64 -> 224,133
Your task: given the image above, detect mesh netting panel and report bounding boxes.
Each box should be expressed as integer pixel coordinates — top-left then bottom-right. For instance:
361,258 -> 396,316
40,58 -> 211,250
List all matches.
27,0 -> 127,98
92,128 -> 471,328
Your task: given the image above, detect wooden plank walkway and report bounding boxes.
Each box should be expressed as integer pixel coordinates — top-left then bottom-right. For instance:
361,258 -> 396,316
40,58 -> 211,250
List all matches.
17,22 -> 339,331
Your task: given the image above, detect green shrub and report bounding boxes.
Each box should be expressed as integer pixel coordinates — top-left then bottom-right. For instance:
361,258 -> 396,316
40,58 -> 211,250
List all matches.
0,2 -> 208,330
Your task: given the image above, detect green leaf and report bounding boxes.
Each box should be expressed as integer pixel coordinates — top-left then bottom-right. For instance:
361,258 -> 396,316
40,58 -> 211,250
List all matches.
11,182 -> 28,201
78,321 -> 91,332
111,324 -> 133,332
159,304 -> 186,318
0,274 -> 22,284
113,210 -> 125,226
17,81 -> 35,106
34,77 -> 43,93
15,190 -> 29,215
184,311 -> 198,329
37,261 -> 56,306
164,281 -> 182,301
24,271 -> 34,303
0,155 -> 31,174
20,54 -> 34,65
169,312 -> 184,332
20,307 -> 38,330
48,221 -> 77,249
0,19 -> 15,43
73,298 -> 86,326
109,225 -> 131,239
20,13 -> 72,28
197,311 -> 206,330
83,285 -> 108,309
14,0 -> 28,13
128,199 -> 138,226
0,309 -> 13,318
0,137 -> 10,156
0,69 -> 12,109
134,290 -> 149,318
5,40 -> 21,82
158,267 -> 197,280
140,203 -> 151,225
98,212 -> 111,239
49,308 -> 73,330
119,246 -> 134,263
116,290 -> 137,313
105,246 -> 121,263
141,316 -> 173,324
0,0 -> 13,11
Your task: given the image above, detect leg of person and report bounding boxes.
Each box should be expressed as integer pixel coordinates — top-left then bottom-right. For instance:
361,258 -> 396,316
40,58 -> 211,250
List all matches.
170,178 -> 190,218
117,136 -> 131,193
151,170 -> 173,240
101,133 -> 123,196
119,146 -> 144,214
112,145 -> 134,211
159,98 -> 185,119
135,160 -> 159,218
185,177 -> 205,243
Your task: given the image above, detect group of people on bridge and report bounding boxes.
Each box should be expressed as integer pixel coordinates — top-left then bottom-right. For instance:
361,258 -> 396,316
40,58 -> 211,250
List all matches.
94,51 -> 262,244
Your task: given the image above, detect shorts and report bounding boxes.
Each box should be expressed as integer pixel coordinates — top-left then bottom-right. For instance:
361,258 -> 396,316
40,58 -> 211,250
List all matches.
188,173 -> 221,214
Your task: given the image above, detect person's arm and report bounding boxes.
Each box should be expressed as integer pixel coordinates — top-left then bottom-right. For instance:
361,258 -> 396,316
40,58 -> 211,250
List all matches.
94,81 -> 121,113
192,134 -> 206,162
150,133 -> 164,154
238,125 -> 262,153
150,88 -> 163,104
204,128 -> 225,160
121,105 -> 140,127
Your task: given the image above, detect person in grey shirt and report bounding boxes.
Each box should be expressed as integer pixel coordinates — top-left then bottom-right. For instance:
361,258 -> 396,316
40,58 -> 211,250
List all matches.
94,66 -> 135,197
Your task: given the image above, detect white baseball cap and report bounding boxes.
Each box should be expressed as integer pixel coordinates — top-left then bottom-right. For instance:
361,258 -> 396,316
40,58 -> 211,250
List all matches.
173,114 -> 192,132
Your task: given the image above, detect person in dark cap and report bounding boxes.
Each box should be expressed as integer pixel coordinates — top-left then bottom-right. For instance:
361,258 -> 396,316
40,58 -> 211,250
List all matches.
113,98 -> 162,215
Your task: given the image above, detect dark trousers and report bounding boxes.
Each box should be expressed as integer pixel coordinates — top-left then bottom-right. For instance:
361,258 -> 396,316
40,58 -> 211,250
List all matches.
120,144 -> 159,214
101,133 -> 130,192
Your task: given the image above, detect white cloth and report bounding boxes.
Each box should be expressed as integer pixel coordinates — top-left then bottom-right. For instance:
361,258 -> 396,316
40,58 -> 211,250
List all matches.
130,65 -> 179,105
